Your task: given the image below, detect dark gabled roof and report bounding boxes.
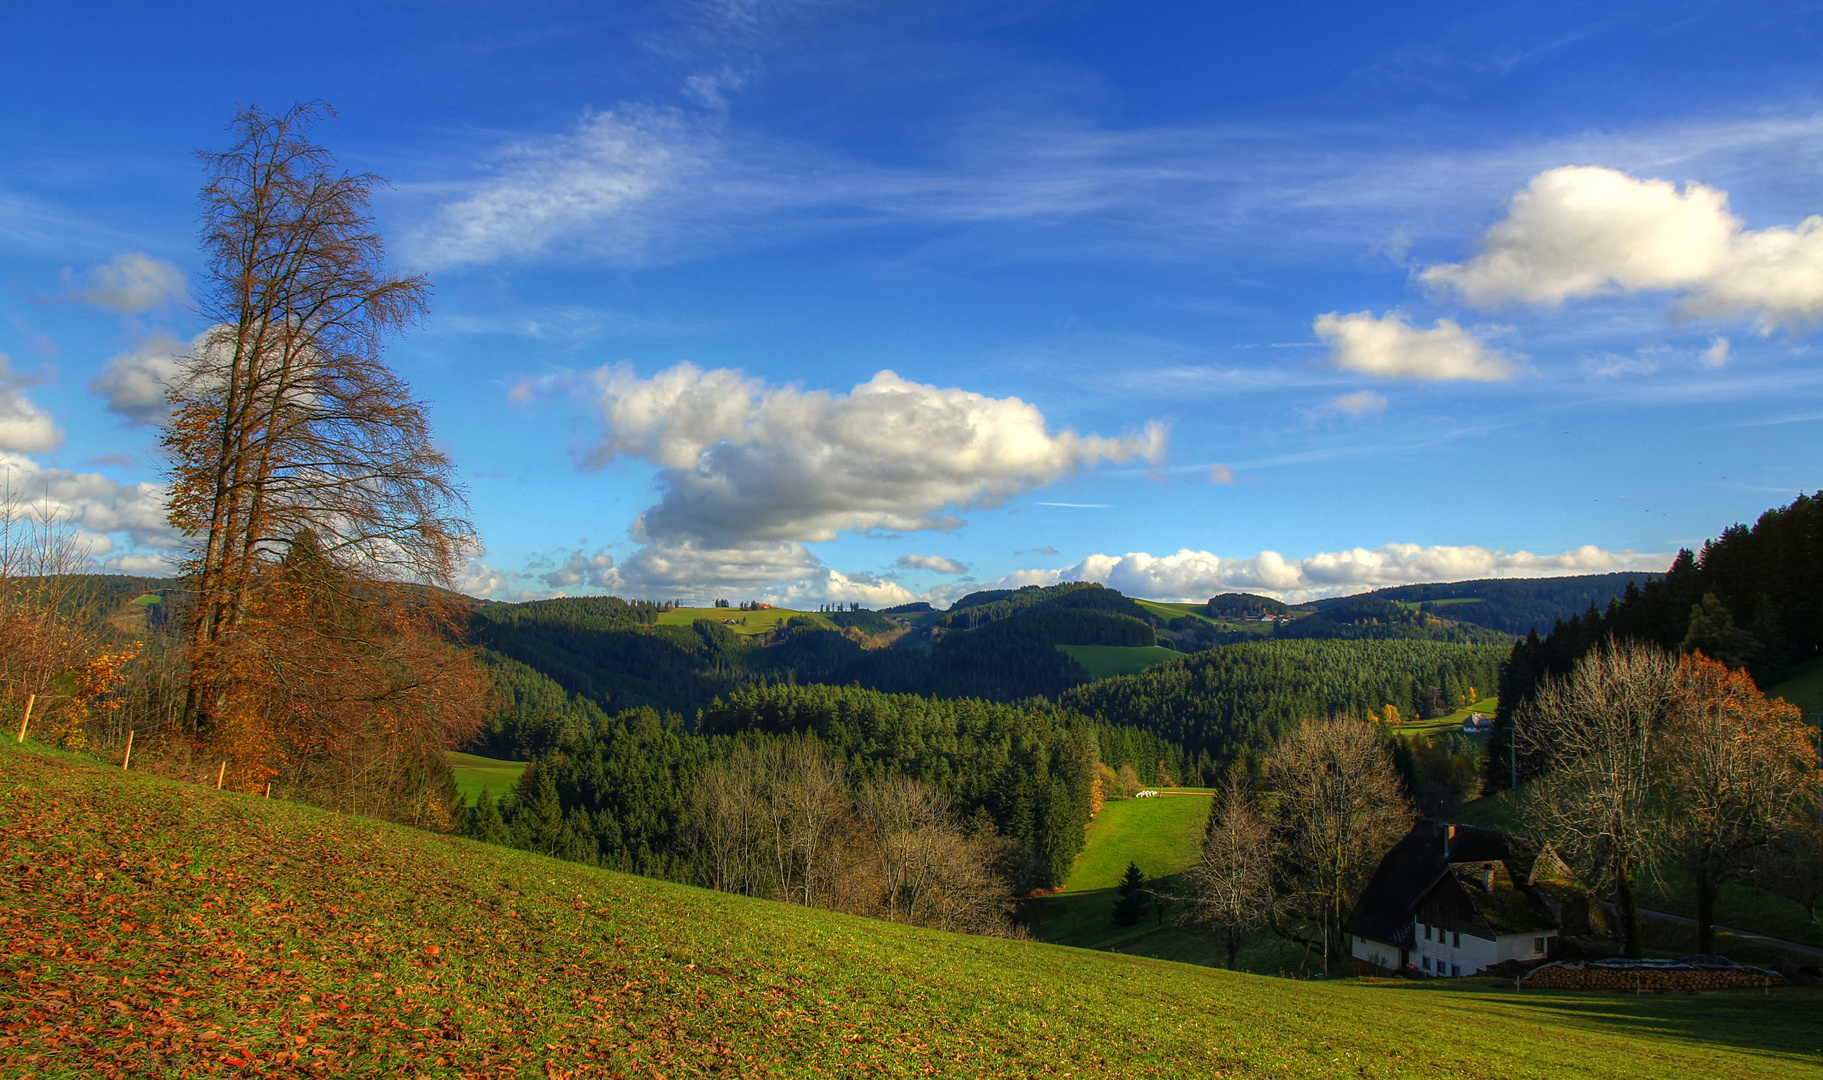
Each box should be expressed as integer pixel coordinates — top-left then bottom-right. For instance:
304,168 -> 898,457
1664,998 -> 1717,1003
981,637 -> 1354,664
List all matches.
1347,822 -> 1448,945
1346,820 -> 1586,945
1438,862 -> 1559,935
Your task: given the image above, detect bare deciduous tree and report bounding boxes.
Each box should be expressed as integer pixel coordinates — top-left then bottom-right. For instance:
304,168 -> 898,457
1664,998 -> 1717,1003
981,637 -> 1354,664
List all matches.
1266,716 -> 1412,973
1182,771 -> 1274,969
167,101 -> 469,678
1516,638 -> 1678,958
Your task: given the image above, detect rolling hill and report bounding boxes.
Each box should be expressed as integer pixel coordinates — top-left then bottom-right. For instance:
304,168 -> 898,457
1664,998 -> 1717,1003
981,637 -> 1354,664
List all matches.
5,743 -> 1818,1078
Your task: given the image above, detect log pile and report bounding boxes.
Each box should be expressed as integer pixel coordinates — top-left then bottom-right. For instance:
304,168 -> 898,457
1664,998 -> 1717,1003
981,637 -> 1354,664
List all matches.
1524,957 -> 1781,991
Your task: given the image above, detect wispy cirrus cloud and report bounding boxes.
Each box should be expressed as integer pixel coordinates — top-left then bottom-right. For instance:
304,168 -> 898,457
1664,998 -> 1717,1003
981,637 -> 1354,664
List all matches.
404,101 -> 1823,273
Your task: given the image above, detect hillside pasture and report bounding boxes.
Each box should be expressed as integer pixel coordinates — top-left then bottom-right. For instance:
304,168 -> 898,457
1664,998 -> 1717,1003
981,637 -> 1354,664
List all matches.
445,751 -> 528,805
653,605 -> 839,636
1393,697 -> 1499,738
1770,657 -> 1823,715
1065,791 -> 1212,892
6,745 -> 1819,1078
1057,643 -> 1183,680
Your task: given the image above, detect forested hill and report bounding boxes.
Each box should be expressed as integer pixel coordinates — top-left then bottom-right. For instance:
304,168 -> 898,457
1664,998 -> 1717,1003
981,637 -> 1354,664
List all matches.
1305,572 -> 1661,636
1272,596 -> 1512,643
1061,639 -> 1506,763
1490,492 -> 1823,790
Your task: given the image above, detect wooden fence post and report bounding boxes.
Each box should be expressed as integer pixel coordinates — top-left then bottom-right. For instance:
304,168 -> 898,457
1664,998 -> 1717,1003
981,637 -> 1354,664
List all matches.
121,729 -> 134,770
264,782 -> 270,799
216,761 -> 226,790
15,694 -> 34,744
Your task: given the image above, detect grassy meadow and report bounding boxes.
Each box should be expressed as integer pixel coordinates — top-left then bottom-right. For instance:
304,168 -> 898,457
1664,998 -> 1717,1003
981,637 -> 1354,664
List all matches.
1064,792 -> 1211,892
445,751 -> 528,806
6,743 -> 1821,1078
1392,697 -> 1499,738
1771,657 -> 1823,715
653,605 -> 839,636
1056,643 -> 1183,679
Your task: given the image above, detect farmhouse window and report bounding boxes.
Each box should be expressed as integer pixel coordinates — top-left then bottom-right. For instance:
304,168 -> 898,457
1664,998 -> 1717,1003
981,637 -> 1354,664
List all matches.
1451,964 -> 1460,976
1534,937 -> 1545,954
1451,932 -> 1459,948
1423,924 -> 1432,940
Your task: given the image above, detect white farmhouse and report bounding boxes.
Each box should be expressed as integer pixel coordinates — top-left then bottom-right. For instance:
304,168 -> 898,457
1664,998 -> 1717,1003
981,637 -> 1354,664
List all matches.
1347,822 -> 1612,977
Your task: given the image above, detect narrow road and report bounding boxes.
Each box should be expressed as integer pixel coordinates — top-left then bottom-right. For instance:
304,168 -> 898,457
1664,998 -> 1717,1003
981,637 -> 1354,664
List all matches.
1637,908 -> 1823,960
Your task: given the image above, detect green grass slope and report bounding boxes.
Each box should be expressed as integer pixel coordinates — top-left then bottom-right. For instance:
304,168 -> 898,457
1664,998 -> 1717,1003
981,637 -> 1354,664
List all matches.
1770,657 -> 1823,715
1065,793 -> 1212,892
653,605 -> 837,637
4,746 -> 1820,1078
1056,643 -> 1182,679
445,751 -> 528,806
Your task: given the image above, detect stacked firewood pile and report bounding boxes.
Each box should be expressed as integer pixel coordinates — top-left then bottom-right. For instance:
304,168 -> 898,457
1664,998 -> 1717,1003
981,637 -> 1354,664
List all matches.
1524,956 -> 1782,991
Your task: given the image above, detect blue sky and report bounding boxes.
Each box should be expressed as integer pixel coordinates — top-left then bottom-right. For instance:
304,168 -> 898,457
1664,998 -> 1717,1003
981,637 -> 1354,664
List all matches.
3,1 -> 1820,605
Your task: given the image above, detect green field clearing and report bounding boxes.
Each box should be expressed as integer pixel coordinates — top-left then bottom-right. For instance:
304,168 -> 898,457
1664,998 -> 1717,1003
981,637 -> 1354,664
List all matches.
1058,643 -> 1184,679
652,605 -> 839,636
7,745 -> 1817,1078
445,751 -> 528,805
1770,657 -> 1823,715
1133,599 -> 1272,635
1394,698 -> 1498,737
1064,791 -> 1213,892
130,594 -> 162,606
1396,597 -> 1484,609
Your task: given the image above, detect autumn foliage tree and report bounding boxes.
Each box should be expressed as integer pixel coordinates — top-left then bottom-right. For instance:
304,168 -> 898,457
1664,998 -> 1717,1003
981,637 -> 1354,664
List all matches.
163,103 -> 490,822
1666,651 -> 1817,954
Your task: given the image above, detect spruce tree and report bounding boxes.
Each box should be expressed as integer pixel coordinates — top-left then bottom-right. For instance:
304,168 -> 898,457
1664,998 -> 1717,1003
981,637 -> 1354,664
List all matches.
1112,861 -> 1148,926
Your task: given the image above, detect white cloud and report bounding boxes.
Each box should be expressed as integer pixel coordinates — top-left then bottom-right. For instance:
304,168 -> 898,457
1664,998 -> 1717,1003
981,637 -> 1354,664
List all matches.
1319,390 -> 1390,416
0,452 -> 176,553
965,542 -> 1669,605
1420,166 -> 1823,331
581,363 -> 1165,597
897,553 -> 968,575
0,354 -> 62,453
89,335 -> 188,426
1586,354 -> 1658,378
537,549 -> 622,590
79,253 -> 187,314
103,552 -> 177,575
1208,463 -> 1234,484
1701,337 -> 1731,369
1314,310 -> 1513,381
410,107 -> 712,269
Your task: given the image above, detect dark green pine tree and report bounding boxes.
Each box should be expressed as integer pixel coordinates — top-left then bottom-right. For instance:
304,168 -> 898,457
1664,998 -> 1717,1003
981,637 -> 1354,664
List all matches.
461,788 -> 511,845
1112,861 -> 1149,927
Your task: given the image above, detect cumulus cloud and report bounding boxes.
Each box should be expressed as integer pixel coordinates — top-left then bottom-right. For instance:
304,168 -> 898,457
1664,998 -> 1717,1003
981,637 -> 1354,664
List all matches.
582,363 -> 1165,596
0,452 -> 176,553
1208,463 -> 1234,484
1420,166 -> 1823,331
78,253 -> 188,314
1701,337 -> 1731,368
0,354 -> 62,453
897,553 -> 968,575
89,335 -> 188,426
1314,310 -> 1514,382
537,549 -> 622,590
966,542 -> 1669,605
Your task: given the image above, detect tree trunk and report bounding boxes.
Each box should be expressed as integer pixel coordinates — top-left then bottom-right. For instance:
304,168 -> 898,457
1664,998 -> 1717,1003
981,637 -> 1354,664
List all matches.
1225,925 -> 1242,970
1616,857 -> 1642,959
1695,863 -> 1716,955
